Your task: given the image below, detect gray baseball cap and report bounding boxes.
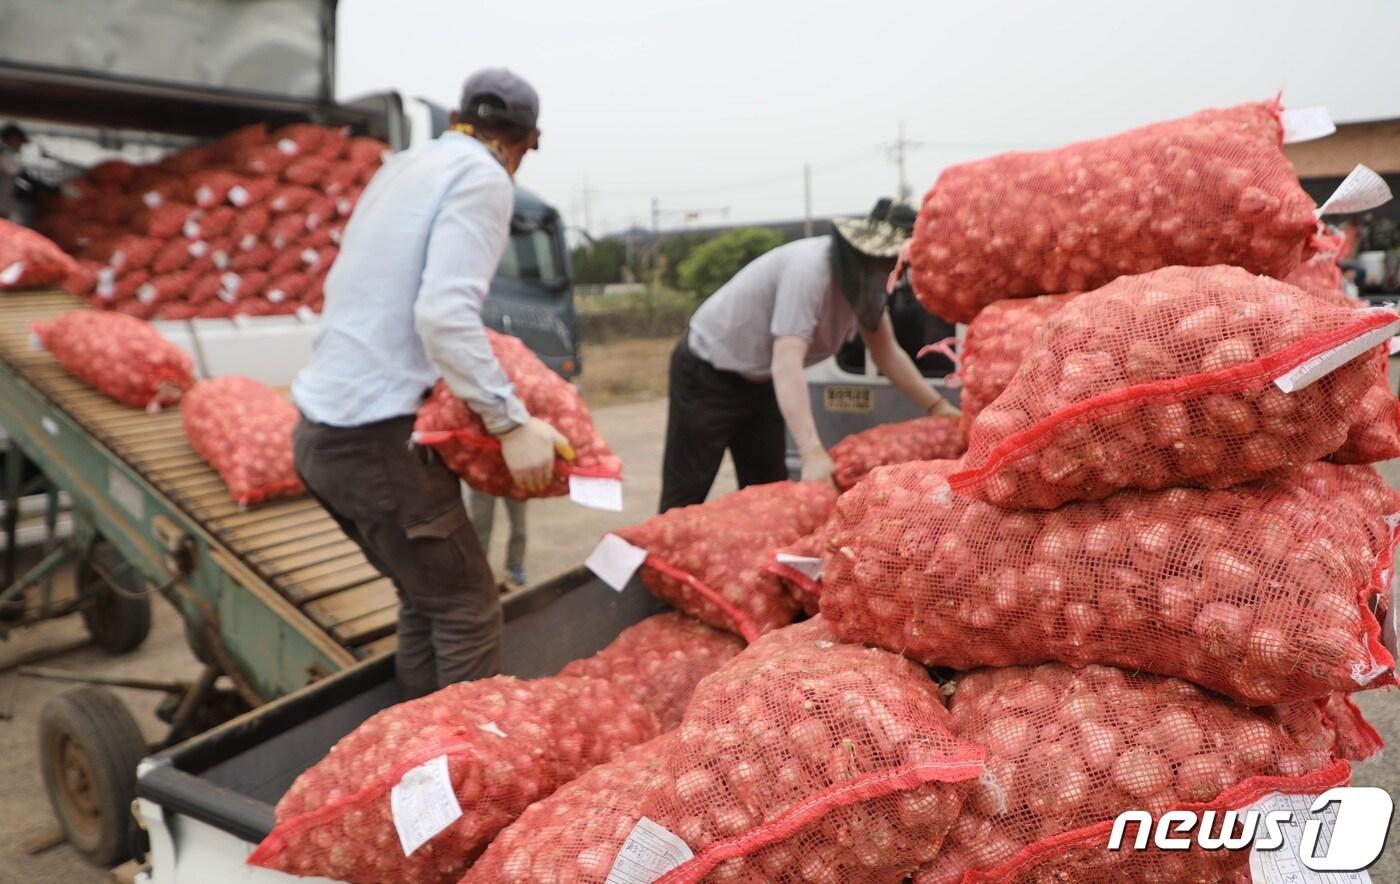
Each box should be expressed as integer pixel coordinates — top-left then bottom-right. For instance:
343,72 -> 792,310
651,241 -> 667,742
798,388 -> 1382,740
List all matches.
459,68 -> 540,132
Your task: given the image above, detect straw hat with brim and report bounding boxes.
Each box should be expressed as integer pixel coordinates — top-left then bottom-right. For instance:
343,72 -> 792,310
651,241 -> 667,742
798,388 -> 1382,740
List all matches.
831,198 -> 916,330
831,198 -> 916,258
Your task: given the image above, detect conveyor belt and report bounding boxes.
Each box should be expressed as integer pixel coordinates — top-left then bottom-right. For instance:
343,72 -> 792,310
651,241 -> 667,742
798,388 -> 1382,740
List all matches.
0,291 -> 397,657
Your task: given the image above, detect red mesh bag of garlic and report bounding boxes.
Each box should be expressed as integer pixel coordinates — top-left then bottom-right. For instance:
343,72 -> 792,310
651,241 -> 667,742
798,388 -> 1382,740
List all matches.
247,676 -> 660,884
181,376 -> 303,506
413,330 -> 622,499
462,618 -> 986,884
611,481 -> 837,641
912,664 -> 1352,884
956,292 -> 1079,432
559,611 -> 744,730
820,459 -> 1399,706
0,219 -> 78,290
951,266 -> 1396,509
33,310 -> 193,409
829,415 -> 965,491
1284,252 -> 1400,464
908,99 -> 1316,322
956,266 -> 1400,471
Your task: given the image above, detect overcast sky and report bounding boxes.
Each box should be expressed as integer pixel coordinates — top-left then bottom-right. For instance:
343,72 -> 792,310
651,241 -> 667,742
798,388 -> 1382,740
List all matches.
338,0 -> 1400,236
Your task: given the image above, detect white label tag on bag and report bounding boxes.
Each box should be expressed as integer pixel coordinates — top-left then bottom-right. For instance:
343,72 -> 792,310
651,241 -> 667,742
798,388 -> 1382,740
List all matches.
0,261 -> 24,286
586,533 -> 647,592
1316,164 -> 1393,217
1281,107 -> 1336,144
389,755 -> 462,857
570,475 -> 624,512
1274,315 -> 1400,393
1391,336 -> 1400,356
476,721 -> 507,739
1247,791 -> 1371,884
605,817 -> 694,884
775,553 -> 824,581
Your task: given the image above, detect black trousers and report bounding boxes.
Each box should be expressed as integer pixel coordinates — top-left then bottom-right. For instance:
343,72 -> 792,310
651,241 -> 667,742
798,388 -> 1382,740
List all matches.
659,333 -> 788,512
292,414 -> 502,700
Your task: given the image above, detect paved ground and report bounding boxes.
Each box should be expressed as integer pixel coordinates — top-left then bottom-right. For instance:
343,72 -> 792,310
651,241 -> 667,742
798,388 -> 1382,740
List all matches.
0,395 -> 1396,882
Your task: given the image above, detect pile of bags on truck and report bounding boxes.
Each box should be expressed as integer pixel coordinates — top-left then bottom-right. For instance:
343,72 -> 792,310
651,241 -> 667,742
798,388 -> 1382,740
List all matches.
244,96 -> 1398,883
33,122 -> 388,319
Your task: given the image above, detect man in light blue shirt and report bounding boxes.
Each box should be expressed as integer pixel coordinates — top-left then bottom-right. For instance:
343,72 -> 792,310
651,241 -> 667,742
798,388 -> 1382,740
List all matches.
292,68 -> 567,698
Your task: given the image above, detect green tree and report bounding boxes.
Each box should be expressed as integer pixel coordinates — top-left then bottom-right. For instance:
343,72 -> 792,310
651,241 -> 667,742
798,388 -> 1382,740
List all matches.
657,232 -> 708,288
570,240 -> 628,285
676,228 -> 783,298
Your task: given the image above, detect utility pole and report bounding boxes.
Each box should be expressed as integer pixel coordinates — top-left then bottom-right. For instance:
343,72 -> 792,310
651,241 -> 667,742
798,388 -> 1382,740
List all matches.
581,184 -> 595,237
803,163 -> 813,238
884,120 -> 923,202
651,196 -> 660,235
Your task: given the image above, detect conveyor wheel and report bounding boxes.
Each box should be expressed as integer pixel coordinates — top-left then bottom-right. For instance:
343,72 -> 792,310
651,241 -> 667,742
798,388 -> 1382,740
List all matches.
38,685 -> 148,866
78,541 -> 151,654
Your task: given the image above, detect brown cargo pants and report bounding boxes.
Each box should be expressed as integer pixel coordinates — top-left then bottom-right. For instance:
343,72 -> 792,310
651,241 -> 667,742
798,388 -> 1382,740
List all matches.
292,414 -> 501,699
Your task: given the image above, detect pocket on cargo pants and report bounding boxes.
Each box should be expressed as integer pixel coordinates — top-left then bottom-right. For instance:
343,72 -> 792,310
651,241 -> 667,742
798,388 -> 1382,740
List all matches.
403,504 -> 478,597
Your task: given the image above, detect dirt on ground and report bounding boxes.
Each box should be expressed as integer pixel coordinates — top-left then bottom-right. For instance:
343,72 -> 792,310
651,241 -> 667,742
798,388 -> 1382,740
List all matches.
575,335 -> 676,409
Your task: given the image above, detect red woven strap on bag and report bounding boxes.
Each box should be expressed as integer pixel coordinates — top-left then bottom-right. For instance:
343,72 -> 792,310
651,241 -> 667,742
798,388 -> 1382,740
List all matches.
821,459 -> 1399,706
908,99 -> 1315,322
412,329 -> 622,499
913,664 -> 1352,884
951,266 -> 1396,509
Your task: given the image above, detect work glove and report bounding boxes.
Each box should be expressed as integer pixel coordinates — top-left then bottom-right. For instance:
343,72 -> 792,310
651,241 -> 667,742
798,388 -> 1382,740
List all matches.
799,446 -> 836,485
497,417 -> 573,493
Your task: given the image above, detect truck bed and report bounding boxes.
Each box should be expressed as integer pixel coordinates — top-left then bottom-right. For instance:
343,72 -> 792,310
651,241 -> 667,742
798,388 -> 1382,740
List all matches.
135,571 -> 664,873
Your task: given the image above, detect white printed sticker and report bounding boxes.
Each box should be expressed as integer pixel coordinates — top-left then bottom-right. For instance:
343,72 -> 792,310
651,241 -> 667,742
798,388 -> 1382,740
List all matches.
142,190 -> 162,208
227,185 -> 250,207
1247,791 -> 1373,884
1316,164 -> 1393,217
569,475 -> 624,512
775,553 -> 824,582
1274,315 -> 1400,393
27,330 -> 42,352
476,721 -> 507,739
0,262 -> 24,286
605,817 -> 694,884
1281,107 -> 1336,144
389,755 -> 462,857
277,137 -> 299,155
586,533 -> 647,592
41,416 -> 59,437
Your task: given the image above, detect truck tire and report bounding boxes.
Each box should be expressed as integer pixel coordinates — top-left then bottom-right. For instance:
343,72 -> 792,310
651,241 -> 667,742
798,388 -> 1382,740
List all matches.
38,686 -> 149,867
78,542 -> 151,655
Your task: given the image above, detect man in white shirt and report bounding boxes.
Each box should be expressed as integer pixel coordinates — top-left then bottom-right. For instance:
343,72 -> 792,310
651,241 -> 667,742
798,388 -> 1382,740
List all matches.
659,200 -> 958,511
292,69 -> 567,698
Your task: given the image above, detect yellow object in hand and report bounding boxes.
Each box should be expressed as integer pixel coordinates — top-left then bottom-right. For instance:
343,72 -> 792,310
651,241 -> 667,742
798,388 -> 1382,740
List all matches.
555,441 -> 576,462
